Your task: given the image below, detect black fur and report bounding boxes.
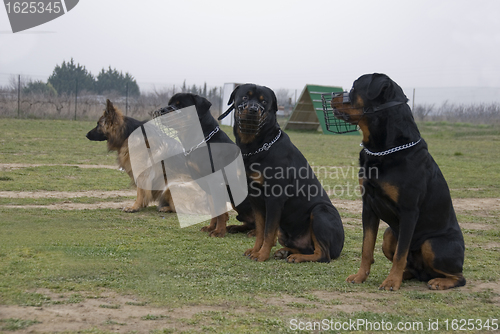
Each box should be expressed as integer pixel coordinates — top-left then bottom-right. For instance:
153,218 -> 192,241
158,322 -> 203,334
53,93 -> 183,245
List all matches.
231,84 -> 344,263
344,73 -> 465,290
166,93 -> 256,236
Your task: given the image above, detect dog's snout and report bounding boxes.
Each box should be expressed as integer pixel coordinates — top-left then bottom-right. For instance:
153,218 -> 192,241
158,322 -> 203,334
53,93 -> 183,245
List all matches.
249,104 -> 260,113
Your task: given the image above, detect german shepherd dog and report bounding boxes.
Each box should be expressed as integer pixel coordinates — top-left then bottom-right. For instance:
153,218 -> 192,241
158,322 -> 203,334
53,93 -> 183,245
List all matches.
86,99 -> 176,213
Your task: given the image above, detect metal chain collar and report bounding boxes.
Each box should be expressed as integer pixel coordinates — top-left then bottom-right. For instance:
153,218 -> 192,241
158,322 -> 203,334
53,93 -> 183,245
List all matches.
242,130 -> 282,157
184,126 -> 220,156
361,138 -> 421,157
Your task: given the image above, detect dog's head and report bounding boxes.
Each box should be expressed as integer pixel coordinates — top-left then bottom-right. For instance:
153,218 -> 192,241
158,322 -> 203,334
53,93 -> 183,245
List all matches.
86,99 -> 122,141
226,84 -> 278,142
165,93 -> 212,119
331,73 -> 408,125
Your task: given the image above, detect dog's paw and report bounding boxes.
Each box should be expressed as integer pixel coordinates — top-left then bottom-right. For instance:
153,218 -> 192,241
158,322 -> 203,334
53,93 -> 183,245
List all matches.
209,229 -> 226,238
286,254 -> 309,263
200,225 -> 215,232
273,248 -> 290,260
244,248 -> 255,257
123,206 -> 140,213
427,278 -> 458,290
157,206 -> 172,213
379,276 -> 402,291
246,229 -> 256,237
346,272 -> 369,284
248,251 -> 269,262
225,225 -> 240,234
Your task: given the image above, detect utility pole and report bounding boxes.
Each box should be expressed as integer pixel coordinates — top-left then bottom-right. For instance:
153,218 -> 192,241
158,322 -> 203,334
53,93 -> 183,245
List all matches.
17,74 -> 20,117
125,82 -> 129,116
74,79 -> 78,120
412,88 -> 415,111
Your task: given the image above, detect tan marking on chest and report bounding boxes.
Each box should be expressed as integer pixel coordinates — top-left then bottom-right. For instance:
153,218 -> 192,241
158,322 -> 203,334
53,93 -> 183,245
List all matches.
380,182 -> 399,203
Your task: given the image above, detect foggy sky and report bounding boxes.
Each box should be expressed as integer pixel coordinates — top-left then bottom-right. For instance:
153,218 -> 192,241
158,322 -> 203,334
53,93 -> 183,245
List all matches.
1,0 -> 499,102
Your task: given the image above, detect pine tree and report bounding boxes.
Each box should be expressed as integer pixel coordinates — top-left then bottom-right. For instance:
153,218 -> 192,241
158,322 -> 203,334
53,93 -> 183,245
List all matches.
47,58 -> 95,95
95,66 -> 140,97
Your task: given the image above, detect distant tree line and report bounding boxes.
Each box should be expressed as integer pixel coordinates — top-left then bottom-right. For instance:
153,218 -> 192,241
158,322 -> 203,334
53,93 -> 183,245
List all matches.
21,58 -> 141,97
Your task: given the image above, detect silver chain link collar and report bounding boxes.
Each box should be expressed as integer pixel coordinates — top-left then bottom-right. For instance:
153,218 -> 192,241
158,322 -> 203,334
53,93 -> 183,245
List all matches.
361,138 -> 421,157
242,130 -> 282,157
184,126 -> 220,156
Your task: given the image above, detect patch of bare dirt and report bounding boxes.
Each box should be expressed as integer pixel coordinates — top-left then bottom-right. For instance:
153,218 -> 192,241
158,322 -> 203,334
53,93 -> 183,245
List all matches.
0,190 -> 136,199
0,289 -> 221,333
452,197 -> 500,213
333,198 -> 500,216
0,163 -> 117,170
2,281 -> 498,333
2,201 -> 136,211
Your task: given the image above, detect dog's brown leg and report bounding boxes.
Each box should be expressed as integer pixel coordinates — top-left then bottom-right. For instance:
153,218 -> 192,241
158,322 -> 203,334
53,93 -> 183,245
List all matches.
379,212 -> 418,291
273,247 -> 299,260
286,232 -> 324,263
201,217 -> 217,232
421,240 -> 466,290
209,212 -> 229,238
244,210 -> 265,258
247,205 -> 281,262
346,205 -> 380,284
382,227 -> 397,261
124,187 -> 146,212
158,189 -> 174,213
382,227 -> 414,280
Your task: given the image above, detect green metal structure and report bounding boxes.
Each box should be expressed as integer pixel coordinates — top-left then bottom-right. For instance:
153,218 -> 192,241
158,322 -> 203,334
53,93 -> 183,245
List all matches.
284,84 -> 358,135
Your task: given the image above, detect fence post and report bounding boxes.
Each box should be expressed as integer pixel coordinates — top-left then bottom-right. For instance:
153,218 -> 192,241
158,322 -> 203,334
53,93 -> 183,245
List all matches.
126,82 -> 128,116
74,78 -> 78,120
17,74 -> 20,117
412,88 -> 415,111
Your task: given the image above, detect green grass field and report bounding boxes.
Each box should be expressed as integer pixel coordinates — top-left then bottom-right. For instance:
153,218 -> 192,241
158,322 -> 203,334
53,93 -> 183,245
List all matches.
0,118 -> 499,333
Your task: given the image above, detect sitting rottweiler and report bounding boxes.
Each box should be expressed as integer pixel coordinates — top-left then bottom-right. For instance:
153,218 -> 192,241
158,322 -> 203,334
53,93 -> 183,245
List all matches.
156,93 -> 255,237
219,84 -> 344,262
332,73 -> 466,290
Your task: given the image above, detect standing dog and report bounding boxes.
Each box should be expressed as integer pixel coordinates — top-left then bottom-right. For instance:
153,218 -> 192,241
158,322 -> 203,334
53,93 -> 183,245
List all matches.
155,93 -> 255,237
220,84 -> 344,262
332,73 -> 465,290
86,99 -> 176,213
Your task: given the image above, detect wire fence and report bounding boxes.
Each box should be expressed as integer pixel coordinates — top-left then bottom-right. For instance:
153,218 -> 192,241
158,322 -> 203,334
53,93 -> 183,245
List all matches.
0,75 -> 223,121
1,73 -> 499,124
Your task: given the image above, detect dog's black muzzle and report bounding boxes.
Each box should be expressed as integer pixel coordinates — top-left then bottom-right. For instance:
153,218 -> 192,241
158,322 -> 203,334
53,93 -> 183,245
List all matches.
151,104 -> 192,138
236,101 -> 267,135
321,91 -> 360,134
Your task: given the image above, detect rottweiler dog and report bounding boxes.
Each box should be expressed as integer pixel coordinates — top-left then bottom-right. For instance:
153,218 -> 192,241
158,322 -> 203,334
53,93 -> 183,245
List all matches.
156,93 -> 255,237
332,73 -> 466,290
220,84 -> 344,262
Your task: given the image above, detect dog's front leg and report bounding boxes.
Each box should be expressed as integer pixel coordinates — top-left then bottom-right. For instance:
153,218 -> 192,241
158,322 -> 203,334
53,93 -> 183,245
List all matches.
379,211 -> 417,291
347,204 -> 380,284
247,201 -> 282,262
244,209 -> 265,258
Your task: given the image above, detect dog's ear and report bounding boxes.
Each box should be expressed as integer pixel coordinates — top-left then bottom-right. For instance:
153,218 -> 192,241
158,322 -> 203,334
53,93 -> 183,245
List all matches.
227,85 -> 240,106
105,99 -> 114,114
104,99 -> 118,124
193,95 -> 212,113
267,87 -> 278,113
365,73 -> 407,103
366,73 -> 393,102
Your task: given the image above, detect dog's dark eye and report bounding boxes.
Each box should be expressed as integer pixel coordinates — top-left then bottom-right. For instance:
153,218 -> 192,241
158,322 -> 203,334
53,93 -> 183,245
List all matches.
262,100 -> 267,105
242,95 -> 248,101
